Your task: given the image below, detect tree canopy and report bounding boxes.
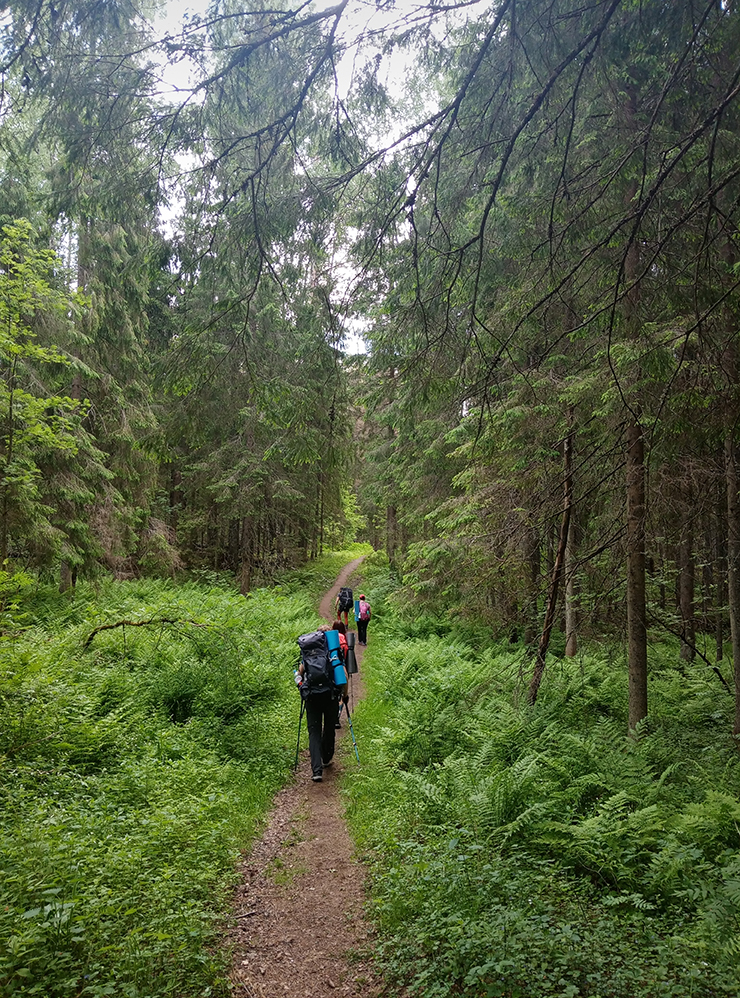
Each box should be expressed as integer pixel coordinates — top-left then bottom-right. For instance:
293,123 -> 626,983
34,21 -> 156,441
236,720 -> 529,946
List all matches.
1,0 -> 740,727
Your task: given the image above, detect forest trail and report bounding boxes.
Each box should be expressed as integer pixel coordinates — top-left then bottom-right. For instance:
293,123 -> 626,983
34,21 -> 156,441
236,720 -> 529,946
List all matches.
227,557 -> 384,998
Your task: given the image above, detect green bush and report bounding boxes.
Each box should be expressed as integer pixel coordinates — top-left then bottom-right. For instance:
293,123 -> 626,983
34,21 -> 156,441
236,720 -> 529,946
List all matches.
346,584 -> 740,997
0,554 -> 349,997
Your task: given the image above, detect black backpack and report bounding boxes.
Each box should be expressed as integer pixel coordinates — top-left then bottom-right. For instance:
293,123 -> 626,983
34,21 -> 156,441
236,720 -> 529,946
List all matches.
337,586 -> 353,610
297,630 -> 334,696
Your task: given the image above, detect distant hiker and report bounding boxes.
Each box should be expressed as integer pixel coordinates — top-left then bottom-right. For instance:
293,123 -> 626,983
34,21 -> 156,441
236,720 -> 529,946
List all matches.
357,594 -> 371,645
334,585 -> 353,628
296,626 -> 347,783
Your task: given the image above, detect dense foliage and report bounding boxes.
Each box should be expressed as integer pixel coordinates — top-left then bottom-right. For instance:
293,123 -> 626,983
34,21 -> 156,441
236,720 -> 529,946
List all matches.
347,564 -> 740,997
2,0 -> 740,984
1,1 -> 740,728
2,0 -> 740,993
0,548 -> 367,997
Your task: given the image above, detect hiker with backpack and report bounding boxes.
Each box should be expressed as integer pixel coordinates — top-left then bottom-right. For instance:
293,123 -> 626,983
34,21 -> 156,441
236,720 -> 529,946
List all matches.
356,594 -> 371,645
334,585 -> 353,628
295,626 -> 349,782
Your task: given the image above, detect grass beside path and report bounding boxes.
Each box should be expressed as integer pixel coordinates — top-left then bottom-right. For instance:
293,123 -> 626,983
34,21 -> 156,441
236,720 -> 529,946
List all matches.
0,548 -> 368,998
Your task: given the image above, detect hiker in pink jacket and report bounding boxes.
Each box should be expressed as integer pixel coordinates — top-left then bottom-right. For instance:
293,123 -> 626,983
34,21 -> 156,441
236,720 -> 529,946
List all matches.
357,594 -> 371,645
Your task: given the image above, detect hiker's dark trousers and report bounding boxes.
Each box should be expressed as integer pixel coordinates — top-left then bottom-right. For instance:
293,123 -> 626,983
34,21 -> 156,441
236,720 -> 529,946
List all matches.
305,691 -> 338,776
357,618 -> 369,644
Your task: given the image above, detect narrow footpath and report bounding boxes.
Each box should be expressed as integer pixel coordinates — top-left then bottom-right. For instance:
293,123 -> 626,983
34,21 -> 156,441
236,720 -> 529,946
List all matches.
227,557 -> 384,998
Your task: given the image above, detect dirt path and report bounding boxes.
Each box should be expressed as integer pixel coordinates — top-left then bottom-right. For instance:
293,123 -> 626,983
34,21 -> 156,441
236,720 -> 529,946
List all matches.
227,557 -> 383,998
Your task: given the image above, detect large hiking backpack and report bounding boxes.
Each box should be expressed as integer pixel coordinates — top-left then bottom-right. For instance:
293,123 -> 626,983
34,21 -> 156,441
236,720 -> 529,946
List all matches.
337,586 -> 353,611
297,630 -> 334,696
358,599 -> 371,621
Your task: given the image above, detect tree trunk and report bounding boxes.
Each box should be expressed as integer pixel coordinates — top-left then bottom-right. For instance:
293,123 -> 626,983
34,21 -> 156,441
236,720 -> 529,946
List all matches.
658,541 -> 666,612
58,369 -> 84,592
546,517 -> 555,581
310,477 -> 320,558
57,223 -> 90,592
621,83 -> 648,732
59,561 -> 74,594
718,188 -> 737,728
724,434 -> 740,736
678,477 -> 695,662
564,419 -> 578,657
239,516 -> 253,596
318,474 -> 325,556
528,427 -> 573,704
565,515 -> 577,656
0,353 -> 20,568
523,525 -> 540,645
715,483 -> 727,662
387,503 -> 398,566
170,466 -> 183,535
626,419 -> 648,734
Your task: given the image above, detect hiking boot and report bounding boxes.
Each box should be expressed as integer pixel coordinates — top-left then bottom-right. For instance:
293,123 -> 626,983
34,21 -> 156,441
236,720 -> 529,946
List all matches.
312,774 -> 322,782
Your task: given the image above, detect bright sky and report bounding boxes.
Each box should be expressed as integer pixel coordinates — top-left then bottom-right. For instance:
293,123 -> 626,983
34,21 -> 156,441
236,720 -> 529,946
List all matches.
153,0 -> 464,354
155,0 -> 438,99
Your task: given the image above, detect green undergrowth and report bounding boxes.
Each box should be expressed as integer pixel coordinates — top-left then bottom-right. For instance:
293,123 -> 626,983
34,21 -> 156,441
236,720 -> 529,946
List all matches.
279,543 -> 373,599
0,553 -> 351,997
345,567 -> 740,997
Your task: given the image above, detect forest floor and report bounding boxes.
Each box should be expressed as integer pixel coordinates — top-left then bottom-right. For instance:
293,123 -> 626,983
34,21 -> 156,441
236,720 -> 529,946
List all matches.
226,557 -> 387,998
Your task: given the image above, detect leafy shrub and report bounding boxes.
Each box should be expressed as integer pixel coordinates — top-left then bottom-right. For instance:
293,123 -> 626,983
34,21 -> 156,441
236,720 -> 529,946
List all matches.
346,599 -> 740,997
0,553 -> 346,997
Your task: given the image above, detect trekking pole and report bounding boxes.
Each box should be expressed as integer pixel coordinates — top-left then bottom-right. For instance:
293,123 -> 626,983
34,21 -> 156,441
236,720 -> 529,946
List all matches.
293,698 -> 305,771
344,701 -> 360,764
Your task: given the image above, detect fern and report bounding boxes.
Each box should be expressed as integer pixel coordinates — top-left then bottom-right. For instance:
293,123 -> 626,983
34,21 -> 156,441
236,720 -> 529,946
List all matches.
345,591 -> 740,996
